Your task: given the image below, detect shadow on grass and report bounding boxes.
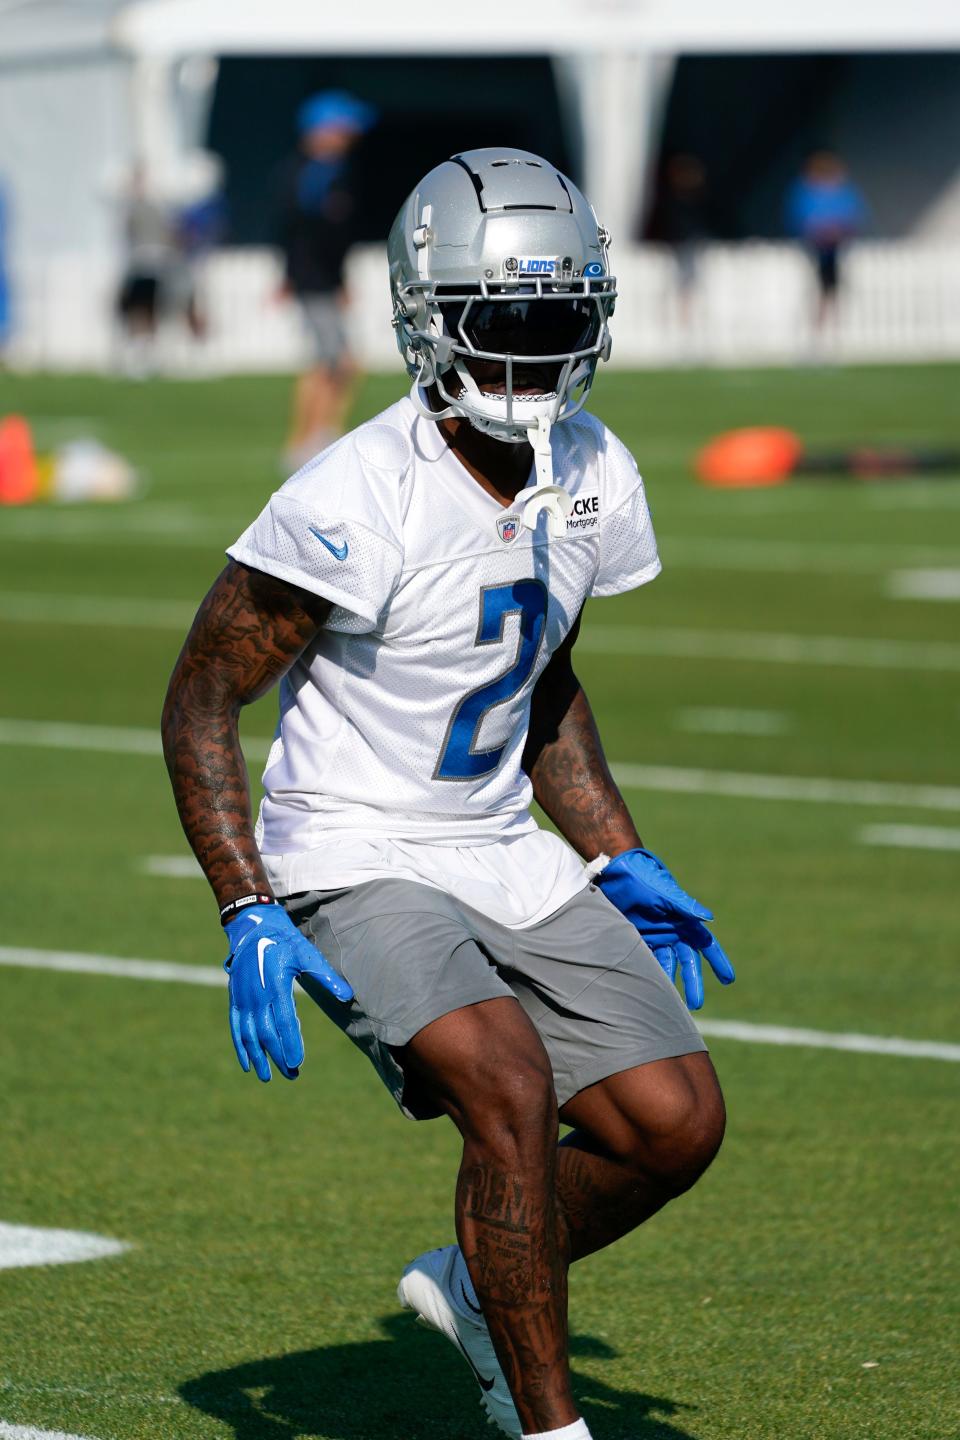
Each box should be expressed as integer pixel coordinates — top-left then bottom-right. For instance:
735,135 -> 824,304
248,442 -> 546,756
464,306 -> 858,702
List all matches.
180,1313 -> 695,1440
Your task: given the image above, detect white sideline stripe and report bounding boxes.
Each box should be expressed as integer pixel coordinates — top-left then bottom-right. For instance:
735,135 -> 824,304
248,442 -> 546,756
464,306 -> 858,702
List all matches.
0,1424 -> 100,1440
858,823 -> 960,852
611,762 -> 960,813
1,719 -> 958,813
2,945 -> 958,1063
139,855 -> 204,879
0,1223 -> 129,1273
676,707 -> 790,736
887,568 -> 960,601
582,625 -> 960,673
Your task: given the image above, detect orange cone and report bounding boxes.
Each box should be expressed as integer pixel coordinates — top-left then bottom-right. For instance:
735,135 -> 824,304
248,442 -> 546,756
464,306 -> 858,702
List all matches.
695,426 -> 804,488
0,415 -> 40,505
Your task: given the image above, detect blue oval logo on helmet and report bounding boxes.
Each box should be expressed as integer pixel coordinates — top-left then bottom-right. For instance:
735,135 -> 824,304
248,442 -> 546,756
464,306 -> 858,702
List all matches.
583,261 -> 605,278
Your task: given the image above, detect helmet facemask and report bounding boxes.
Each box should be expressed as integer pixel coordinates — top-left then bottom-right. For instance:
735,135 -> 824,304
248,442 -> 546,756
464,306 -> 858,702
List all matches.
395,274 -> 616,446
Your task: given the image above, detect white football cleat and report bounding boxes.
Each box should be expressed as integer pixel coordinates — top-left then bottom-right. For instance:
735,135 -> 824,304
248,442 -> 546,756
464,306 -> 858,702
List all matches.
397,1244 -> 522,1438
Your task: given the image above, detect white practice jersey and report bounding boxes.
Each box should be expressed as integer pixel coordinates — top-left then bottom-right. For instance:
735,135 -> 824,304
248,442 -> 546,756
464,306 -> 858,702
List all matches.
227,395 -> 660,925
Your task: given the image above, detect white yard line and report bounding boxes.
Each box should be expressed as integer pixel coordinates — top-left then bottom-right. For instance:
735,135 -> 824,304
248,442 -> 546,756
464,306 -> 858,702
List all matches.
0,720 -> 161,757
0,947 -> 223,987
2,944 -> 957,1063
865,483 -> 960,510
675,707 -> 790,736
139,855 -> 204,879
0,593 -> 195,630
1,719 -> 957,812
582,625 -> 960,672
858,823 -> 960,852
4,588 -> 960,676
660,536 -> 960,574
0,1424 -> 103,1440
886,568 -> 960,601
0,719 -> 270,760
0,506 -> 225,547
0,1224 -> 129,1273
693,1019 -> 960,1063
5,510 -> 960,571
610,762 -> 960,813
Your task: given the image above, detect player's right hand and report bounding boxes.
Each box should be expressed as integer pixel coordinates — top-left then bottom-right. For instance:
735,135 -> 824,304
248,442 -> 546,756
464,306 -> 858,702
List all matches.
223,904 -> 353,1082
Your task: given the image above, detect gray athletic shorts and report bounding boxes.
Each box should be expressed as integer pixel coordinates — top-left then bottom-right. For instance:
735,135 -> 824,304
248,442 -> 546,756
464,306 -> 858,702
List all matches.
298,293 -> 348,367
284,879 -> 706,1120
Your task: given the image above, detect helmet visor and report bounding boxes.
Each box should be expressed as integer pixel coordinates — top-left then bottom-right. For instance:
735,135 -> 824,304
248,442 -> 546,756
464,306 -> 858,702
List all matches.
441,296 -> 603,357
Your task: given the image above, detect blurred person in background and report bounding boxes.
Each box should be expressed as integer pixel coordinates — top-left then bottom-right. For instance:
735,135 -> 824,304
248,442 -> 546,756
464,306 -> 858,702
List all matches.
785,149 -> 868,333
168,154 -> 229,344
658,152 -> 711,330
115,164 -> 178,376
277,90 -> 377,471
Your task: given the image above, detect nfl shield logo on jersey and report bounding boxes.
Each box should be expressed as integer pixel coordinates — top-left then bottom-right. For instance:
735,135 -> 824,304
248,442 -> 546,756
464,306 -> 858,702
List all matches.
497,515 -> 520,544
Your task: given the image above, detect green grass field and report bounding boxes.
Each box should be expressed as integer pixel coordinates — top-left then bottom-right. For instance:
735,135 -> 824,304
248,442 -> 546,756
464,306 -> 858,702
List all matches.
1,364 -> 958,1440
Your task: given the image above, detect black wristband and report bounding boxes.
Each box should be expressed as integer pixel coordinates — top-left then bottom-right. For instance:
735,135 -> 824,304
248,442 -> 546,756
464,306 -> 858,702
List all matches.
219,893 -> 276,927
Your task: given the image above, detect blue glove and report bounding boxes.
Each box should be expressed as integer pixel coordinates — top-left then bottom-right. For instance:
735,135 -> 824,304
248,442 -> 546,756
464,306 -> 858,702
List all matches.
595,848 -> 735,1011
223,903 -> 353,1082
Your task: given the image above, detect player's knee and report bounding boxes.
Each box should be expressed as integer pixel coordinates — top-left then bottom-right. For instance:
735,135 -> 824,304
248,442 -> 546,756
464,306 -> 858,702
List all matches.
606,1070 -> 725,1193
464,1052 -> 558,1160
640,1079 -> 726,1193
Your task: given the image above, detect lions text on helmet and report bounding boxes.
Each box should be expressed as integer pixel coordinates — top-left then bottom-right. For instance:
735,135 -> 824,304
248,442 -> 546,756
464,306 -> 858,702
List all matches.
387,148 -> 616,494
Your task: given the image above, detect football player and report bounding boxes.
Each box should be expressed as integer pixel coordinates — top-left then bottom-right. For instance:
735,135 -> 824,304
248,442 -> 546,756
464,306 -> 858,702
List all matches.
162,149 -> 735,1440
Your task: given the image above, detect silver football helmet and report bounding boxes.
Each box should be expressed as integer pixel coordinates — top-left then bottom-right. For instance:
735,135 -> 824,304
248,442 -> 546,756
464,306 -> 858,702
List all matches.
387,149 -> 615,463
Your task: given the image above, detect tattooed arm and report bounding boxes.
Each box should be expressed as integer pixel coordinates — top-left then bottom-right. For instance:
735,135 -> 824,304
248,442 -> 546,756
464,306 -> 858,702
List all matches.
161,559 -> 332,908
522,608 -> 641,861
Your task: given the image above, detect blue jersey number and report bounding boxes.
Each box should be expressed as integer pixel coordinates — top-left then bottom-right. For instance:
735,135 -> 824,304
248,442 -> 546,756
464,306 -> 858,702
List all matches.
435,579 -> 548,781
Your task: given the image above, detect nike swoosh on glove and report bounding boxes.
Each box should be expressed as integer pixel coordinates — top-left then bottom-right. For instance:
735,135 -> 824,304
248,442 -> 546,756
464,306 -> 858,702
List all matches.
594,848 -> 735,1011
223,904 -> 353,1081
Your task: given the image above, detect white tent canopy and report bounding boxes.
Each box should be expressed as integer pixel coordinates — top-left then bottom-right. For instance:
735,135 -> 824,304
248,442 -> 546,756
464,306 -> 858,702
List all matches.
113,0 -> 960,56
110,0 -> 960,255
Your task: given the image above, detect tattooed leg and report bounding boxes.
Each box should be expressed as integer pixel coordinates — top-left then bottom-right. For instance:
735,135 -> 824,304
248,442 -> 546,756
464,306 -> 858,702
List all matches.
556,1053 -> 727,1262
456,1146 -> 574,1433
399,997 -> 580,1435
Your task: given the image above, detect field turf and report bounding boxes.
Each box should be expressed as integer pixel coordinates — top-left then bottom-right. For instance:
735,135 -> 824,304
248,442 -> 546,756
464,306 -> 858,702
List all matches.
1,364 -> 958,1440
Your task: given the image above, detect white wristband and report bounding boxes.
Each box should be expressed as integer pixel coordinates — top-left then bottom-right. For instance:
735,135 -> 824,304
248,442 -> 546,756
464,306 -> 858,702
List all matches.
583,852 -> 611,881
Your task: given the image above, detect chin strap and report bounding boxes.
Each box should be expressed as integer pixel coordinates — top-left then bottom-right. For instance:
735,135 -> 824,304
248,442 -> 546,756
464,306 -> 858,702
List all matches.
408,372 -> 457,423
531,414 -> 554,488
521,416 -> 572,538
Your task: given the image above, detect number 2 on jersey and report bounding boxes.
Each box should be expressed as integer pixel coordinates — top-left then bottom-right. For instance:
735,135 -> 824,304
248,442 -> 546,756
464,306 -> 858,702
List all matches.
434,579 -> 548,781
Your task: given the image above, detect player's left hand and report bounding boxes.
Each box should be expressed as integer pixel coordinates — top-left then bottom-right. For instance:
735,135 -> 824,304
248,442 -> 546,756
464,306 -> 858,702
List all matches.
595,848 -> 735,1010
223,904 -> 353,1082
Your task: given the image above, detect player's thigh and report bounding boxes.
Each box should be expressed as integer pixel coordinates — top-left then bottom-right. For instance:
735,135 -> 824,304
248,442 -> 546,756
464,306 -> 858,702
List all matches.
396,995 -> 558,1140
486,884 -> 708,1113
284,880 -> 513,1120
